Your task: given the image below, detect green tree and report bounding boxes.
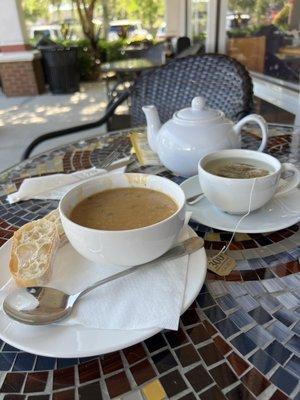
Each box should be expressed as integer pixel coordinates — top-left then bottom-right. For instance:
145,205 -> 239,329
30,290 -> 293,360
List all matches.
228,0 -> 256,12
105,0 -> 164,32
22,0 -> 50,22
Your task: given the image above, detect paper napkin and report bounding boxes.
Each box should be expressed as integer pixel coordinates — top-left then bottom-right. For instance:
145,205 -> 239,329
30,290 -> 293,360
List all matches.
0,216 -> 192,331
6,158 -> 130,204
55,226 -> 190,331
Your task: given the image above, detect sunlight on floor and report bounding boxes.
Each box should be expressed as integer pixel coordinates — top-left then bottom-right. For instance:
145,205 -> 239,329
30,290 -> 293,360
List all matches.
0,81 -> 108,171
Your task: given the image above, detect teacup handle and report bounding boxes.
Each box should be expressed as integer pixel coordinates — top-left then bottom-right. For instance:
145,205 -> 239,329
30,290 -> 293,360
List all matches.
274,163 -> 300,197
233,114 -> 268,152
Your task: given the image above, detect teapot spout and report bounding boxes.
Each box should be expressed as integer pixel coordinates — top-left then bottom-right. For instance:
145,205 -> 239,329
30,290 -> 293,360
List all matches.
142,105 -> 161,153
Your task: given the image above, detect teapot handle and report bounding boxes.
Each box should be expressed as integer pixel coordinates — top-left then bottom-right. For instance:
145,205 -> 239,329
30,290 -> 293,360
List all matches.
233,114 -> 268,152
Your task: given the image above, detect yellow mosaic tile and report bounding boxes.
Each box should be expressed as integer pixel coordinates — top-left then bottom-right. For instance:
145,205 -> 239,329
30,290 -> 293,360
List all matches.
142,379 -> 166,400
36,164 -> 47,175
53,157 -> 64,171
206,232 -> 220,241
234,233 -> 251,241
5,183 -> 16,194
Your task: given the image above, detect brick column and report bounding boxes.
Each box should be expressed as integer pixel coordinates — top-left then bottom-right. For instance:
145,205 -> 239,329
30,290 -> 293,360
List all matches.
0,51 -> 45,97
0,0 -> 45,97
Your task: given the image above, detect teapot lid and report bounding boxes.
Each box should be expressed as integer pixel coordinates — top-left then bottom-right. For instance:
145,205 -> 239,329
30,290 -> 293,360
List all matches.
174,97 -> 222,123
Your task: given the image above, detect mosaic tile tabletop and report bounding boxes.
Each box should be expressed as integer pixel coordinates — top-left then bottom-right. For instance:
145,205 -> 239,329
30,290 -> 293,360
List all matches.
0,124 -> 299,400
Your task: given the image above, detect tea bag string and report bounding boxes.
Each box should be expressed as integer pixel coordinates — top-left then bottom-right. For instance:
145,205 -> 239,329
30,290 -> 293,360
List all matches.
210,178 -> 257,260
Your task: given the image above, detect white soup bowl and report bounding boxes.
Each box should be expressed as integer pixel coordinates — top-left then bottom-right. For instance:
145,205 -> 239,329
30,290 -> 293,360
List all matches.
59,173 -> 185,267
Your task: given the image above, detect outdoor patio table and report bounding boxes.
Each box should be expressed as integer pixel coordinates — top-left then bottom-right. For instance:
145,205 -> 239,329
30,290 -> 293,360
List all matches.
277,46 -> 300,58
101,58 -> 158,74
101,58 -> 160,100
120,44 -> 149,57
0,123 -> 299,399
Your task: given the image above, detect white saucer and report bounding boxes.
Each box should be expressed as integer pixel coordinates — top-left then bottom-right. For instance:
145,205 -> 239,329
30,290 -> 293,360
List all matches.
181,176 -> 300,233
0,226 -> 206,358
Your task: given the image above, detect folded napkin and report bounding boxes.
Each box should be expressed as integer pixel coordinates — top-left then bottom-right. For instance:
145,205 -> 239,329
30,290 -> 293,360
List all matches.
7,158 -> 129,204
0,220 -> 191,331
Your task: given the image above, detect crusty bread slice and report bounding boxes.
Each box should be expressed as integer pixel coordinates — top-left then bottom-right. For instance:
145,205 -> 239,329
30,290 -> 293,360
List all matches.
43,209 -> 67,245
9,209 -> 65,287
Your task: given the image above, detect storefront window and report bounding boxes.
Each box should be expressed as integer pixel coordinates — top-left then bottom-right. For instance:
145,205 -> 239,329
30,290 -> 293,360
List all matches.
190,0 -> 208,46
226,0 -> 300,84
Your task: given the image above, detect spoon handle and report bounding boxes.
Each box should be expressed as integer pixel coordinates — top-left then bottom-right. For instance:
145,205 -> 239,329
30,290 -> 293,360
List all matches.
186,193 -> 204,205
74,237 -> 204,301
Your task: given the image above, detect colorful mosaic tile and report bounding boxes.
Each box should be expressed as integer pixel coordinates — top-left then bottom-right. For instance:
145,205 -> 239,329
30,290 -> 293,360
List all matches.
0,126 -> 298,399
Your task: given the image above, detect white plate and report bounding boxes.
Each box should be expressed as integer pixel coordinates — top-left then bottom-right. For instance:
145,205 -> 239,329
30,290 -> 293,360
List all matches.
0,226 -> 206,358
181,176 -> 300,233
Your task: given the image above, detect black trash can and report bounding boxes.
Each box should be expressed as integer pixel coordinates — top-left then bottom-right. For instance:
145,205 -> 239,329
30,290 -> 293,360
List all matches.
41,47 -> 79,94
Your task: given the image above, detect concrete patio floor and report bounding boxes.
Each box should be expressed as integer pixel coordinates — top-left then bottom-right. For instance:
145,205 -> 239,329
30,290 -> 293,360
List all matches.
0,81 -> 111,172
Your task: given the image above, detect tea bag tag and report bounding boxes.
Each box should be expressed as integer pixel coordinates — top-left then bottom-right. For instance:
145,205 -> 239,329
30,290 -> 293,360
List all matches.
208,254 -> 236,276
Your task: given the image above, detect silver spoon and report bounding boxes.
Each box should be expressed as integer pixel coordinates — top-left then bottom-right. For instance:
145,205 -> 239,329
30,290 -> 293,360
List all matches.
186,193 -> 205,205
3,237 -> 204,326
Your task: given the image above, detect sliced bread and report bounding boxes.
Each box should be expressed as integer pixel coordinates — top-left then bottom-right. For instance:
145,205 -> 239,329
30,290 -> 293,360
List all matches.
9,209 -> 65,287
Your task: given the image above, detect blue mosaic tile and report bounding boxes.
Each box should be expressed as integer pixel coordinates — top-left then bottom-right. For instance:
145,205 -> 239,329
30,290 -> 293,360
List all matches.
248,349 -> 277,374
199,284 -> 208,294
274,309 -> 298,327
264,255 -> 281,267
246,325 -> 273,347
2,343 -> 20,352
259,294 -> 280,312
34,356 -> 56,370
276,293 -> 299,309
261,278 -> 285,293
57,358 -> 79,368
0,353 -> 16,371
293,321 -> 300,336
216,294 -> 238,311
215,318 -> 239,339
229,309 -> 254,328
295,306 -> 300,318
197,292 -> 215,309
206,281 -> 227,297
236,294 -> 259,312
263,253 -> 282,267
12,352 -> 35,371
285,355 -> 300,377
267,321 -> 293,342
280,274 -> 299,288
244,281 -> 266,297
247,257 -> 268,270
248,306 -> 273,325
288,248 -> 300,259
286,336 -> 300,355
236,259 -> 250,270
270,366 -> 298,395
225,282 -> 247,298
265,340 -> 292,365
231,333 -> 257,356
78,356 -> 99,364
203,305 -> 226,323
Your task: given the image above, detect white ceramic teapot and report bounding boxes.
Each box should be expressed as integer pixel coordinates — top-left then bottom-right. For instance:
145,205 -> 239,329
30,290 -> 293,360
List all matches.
142,96 -> 268,177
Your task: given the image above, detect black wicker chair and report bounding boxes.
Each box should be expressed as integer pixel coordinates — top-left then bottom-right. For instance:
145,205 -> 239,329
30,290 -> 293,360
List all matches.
22,54 -> 253,159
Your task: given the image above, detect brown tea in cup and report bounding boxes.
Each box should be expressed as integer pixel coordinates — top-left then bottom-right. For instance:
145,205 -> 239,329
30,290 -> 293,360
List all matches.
204,157 -> 273,179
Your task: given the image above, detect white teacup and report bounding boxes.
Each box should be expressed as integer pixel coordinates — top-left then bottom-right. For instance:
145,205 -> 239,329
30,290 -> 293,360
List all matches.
198,149 -> 300,214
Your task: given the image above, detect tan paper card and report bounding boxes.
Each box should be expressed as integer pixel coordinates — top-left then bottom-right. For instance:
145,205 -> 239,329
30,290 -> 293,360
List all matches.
129,132 -> 161,166
208,253 -> 236,276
